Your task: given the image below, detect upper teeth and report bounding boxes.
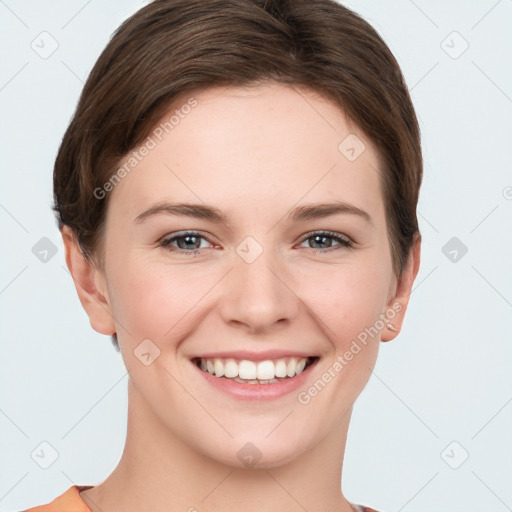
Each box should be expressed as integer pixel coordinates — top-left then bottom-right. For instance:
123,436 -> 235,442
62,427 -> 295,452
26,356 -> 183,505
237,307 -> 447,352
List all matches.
198,357 -> 309,380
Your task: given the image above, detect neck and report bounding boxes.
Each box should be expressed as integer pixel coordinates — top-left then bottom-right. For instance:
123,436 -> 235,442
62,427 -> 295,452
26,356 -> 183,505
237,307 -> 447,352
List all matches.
80,378 -> 356,512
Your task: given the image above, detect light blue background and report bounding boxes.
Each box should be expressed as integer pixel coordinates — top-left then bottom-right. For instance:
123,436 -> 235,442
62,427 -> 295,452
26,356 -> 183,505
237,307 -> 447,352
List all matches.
1,1 -> 511,511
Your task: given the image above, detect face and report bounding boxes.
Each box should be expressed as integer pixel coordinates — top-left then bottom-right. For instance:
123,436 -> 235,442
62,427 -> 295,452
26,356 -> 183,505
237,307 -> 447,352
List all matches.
79,83 -> 412,468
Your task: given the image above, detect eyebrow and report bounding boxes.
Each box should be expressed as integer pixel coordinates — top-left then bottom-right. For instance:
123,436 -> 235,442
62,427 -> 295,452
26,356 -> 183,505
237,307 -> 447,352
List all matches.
133,201 -> 372,225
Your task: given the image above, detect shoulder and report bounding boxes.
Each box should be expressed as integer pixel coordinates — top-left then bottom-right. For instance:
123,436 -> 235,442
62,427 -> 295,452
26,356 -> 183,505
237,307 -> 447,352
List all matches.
22,489 -> 380,512
21,486 -> 92,512
352,505 -> 382,512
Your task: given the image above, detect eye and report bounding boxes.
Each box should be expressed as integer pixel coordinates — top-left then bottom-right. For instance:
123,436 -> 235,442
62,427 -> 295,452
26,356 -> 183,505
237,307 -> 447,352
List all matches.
298,231 -> 354,252
159,230 -> 354,255
160,231 -> 215,254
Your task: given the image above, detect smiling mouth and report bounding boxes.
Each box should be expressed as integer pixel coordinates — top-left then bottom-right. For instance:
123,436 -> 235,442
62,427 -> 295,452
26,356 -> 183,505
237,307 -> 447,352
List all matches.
191,356 -> 319,384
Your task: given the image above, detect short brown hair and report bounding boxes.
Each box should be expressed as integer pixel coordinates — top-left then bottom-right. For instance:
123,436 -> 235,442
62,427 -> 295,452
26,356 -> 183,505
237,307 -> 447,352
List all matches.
53,0 -> 422,350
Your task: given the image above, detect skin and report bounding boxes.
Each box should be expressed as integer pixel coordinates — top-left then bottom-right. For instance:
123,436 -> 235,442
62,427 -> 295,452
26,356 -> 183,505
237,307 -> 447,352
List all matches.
63,82 -> 421,512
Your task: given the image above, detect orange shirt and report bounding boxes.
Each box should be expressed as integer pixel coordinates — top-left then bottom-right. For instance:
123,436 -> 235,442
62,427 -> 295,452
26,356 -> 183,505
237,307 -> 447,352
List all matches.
23,486 -> 92,512
23,485 -> 380,511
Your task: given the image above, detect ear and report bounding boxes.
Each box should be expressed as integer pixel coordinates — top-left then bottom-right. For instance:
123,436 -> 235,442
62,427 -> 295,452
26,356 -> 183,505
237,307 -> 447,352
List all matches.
381,232 -> 421,342
61,226 -> 116,336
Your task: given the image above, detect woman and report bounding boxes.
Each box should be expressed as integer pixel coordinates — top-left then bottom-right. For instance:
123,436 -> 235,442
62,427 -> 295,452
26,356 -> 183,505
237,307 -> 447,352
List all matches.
25,0 -> 422,510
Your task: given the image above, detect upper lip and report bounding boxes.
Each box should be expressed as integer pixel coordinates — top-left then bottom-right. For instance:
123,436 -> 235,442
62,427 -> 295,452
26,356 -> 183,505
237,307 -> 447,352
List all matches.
191,350 -> 318,362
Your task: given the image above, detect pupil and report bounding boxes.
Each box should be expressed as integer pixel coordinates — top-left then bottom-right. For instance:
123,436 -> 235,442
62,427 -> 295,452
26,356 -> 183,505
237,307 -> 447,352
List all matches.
313,235 -> 329,248
180,235 -> 198,249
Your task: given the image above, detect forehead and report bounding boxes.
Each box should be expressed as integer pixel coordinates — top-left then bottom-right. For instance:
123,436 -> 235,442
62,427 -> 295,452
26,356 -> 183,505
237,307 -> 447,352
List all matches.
109,83 -> 385,226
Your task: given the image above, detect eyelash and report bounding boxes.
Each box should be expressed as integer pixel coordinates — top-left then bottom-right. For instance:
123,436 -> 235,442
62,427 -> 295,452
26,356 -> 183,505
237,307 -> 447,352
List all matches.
159,230 -> 355,255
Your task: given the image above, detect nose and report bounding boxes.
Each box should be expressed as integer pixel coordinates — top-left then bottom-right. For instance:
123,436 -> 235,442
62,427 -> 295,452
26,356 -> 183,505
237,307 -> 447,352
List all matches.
218,248 -> 300,335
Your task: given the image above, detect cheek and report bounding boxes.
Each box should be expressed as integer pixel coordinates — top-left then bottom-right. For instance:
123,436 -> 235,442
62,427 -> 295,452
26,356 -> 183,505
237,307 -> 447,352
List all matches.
106,259 -> 220,347
297,259 -> 391,345
295,265 -> 387,416
108,251 -> 391,349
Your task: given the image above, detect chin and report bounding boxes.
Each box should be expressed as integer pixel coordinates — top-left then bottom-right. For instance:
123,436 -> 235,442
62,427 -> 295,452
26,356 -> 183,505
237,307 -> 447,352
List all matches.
200,430 -> 313,470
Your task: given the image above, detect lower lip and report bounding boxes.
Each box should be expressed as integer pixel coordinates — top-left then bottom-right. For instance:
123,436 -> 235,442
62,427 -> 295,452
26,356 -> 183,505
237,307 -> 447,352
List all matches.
192,360 -> 318,401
